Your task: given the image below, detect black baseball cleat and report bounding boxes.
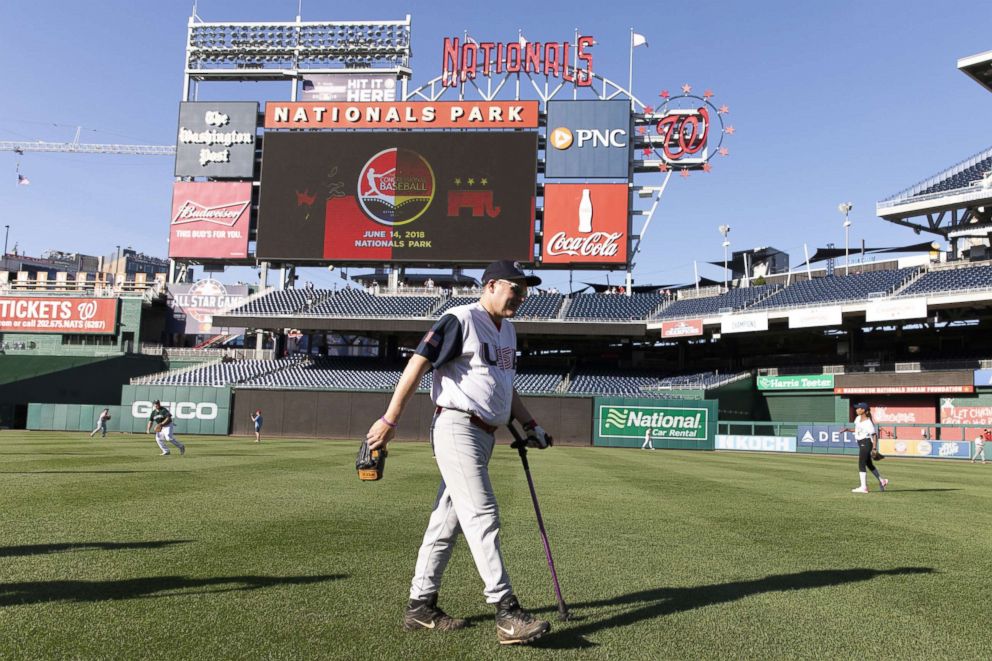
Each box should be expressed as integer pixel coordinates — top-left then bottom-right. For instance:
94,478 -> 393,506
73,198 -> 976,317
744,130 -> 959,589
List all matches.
495,594 -> 550,645
402,593 -> 467,631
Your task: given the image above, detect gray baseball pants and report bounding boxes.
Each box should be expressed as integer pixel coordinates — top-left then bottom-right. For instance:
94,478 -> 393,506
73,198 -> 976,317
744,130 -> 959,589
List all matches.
409,408 -> 512,604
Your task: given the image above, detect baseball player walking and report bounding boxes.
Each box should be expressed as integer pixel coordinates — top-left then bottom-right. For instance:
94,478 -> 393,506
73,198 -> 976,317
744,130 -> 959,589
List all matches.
89,408 -> 111,438
145,400 -> 185,456
366,260 -> 553,645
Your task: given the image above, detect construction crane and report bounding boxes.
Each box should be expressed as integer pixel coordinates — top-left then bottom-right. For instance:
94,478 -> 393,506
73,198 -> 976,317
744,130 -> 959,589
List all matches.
0,126 -> 175,156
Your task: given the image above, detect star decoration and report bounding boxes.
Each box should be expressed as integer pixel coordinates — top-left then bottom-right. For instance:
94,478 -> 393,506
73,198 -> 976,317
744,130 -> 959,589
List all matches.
703,89 -> 714,99
658,162 -> 669,172
467,177 -> 475,185
659,90 -> 670,99
679,168 -> 690,178
681,83 -> 692,94
725,125 -> 735,135
718,105 -> 729,114
719,147 -> 729,156
643,105 -> 653,114
637,126 -> 646,135
454,177 -> 462,186
480,177 -> 488,185
642,148 -> 653,157
703,163 -> 712,173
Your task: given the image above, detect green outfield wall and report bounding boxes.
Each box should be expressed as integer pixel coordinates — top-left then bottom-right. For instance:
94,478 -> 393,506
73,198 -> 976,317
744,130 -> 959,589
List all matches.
118,385 -> 232,435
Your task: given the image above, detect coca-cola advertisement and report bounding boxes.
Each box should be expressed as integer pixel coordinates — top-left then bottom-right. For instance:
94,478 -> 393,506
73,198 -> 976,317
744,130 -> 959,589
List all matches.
169,182 -> 252,259
541,183 -> 628,265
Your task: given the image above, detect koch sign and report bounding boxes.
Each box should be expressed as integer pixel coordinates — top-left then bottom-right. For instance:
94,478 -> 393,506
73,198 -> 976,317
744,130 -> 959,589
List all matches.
175,102 -> 258,178
545,100 -> 631,178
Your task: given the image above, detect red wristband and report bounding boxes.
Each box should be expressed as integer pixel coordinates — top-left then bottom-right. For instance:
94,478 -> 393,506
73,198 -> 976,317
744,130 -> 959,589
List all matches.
380,416 -> 397,429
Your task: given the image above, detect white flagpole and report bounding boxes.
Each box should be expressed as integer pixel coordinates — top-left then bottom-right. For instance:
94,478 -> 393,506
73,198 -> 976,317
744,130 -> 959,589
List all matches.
628,28 -> 634,107
573,27 -> 579,100
694,261 -> 699,292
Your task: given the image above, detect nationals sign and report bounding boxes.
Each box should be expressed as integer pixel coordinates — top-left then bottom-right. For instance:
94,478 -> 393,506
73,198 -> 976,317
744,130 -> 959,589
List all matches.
0,297 -> 118,334
541,183 -> 628,265
170,182 -> 251,259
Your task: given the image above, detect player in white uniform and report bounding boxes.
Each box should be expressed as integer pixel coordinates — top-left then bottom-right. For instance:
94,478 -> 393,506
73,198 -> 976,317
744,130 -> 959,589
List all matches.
845,402 -> 887,493
366,260 -> 554,646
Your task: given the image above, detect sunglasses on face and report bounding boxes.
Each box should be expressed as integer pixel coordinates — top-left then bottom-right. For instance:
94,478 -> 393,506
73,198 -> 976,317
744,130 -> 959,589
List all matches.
496,279 -> 528,296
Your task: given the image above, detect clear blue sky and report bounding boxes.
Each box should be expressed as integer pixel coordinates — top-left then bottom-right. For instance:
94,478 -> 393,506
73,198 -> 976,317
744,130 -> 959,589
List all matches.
1,0 -> 989,291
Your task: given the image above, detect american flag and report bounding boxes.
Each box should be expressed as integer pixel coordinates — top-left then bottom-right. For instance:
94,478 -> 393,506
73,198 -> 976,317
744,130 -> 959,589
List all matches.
17,174 -> 30,186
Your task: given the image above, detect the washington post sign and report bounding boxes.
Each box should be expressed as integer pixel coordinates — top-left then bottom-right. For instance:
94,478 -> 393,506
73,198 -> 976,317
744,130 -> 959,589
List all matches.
594,398 -> 717,450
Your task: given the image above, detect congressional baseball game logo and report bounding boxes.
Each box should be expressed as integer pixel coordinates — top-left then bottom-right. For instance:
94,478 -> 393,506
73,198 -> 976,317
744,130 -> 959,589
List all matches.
599,404 -> 708,440
357,148 -> 436,226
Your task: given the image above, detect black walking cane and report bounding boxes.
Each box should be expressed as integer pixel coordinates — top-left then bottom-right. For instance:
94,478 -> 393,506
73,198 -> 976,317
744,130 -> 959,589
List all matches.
507,420 -> 571,621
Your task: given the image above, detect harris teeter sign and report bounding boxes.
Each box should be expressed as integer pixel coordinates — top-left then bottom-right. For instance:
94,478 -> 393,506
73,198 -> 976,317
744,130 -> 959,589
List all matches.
594,397 -> 716,450
756,374 -> 835,390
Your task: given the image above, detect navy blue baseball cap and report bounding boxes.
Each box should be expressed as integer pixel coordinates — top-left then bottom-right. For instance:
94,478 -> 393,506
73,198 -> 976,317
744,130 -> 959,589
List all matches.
482,260 -> 541,286
854,402 -> 869,410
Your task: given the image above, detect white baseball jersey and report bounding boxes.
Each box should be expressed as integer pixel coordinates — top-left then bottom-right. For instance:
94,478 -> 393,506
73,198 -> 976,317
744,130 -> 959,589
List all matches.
854,416 -> 876,440
416,302 -> 517,426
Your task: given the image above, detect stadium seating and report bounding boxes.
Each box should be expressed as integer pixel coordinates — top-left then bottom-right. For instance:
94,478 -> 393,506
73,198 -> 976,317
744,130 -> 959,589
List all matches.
749,269 -> 917,309
654,285 -> 780,319
563,292 -> 667,321
143,358 -> 298,386
567,369 -> 730,397
898,264 -> 992,296
914,155 -> 992,196
301,288 -> 440,317
226,288 -> 332,316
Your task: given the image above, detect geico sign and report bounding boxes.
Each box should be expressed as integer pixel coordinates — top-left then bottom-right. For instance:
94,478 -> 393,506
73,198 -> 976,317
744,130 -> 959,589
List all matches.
550,127 -> 627,149
131,401 -> 219,420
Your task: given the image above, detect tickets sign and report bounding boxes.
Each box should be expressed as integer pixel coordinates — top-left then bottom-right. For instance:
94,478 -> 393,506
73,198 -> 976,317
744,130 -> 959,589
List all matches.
0,297 -> 118,334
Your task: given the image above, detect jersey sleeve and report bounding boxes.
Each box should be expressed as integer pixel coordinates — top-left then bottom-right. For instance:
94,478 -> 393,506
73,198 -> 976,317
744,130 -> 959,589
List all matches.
415,314 -> 463,369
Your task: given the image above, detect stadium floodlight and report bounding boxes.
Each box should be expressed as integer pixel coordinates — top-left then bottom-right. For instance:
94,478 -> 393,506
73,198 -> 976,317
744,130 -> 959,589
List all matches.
838,202 -> 853,275
718,224 -> 731,289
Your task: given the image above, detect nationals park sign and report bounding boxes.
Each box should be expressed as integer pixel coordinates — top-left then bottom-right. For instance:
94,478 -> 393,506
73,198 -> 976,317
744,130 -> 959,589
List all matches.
594,397 -> 716,450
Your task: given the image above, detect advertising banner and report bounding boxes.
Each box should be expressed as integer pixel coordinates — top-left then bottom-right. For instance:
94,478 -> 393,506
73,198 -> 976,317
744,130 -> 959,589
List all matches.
721,312 -> 768,334
938,396 -> 992,440
175,102 -> 258,178
796,424 -> 858,451
835,385 -> 974,395
661,319 -> 704,339
301,74 -> 398,102
169,182 -> 252,259
593,397 -> 716,450
168,279 -> 249,334
545,100 -> 631,178
541,183 -> 628,265
757,374 -> 835,390
120,385 -> 232,435
865,297 -> 927,323
256,132 -> 537,263
264,101 -> 539,129
788,306 -> 841,329
716,435 -> 797,452
0,297 -> 117,334
878,438 -> 970,459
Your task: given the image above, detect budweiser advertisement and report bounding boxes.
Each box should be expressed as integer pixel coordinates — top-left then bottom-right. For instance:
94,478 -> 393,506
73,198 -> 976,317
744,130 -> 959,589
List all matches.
169,182 -> 252,259
0,297 -> 118,334
661,319 -> 704,339
541,183 -> 628,265
256,132 -> 536,263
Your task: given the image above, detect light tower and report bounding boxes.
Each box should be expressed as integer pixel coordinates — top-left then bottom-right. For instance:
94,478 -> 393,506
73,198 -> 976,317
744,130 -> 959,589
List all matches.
718,224 -> 731,289
838,202 -> 853,275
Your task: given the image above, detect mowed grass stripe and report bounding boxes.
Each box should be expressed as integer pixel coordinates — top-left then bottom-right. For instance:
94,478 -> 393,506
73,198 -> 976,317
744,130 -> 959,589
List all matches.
0,432 -> 989,659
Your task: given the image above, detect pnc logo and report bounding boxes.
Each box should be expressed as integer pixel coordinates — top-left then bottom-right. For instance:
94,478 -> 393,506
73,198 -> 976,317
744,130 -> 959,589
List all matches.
549,127 -> 573,149
551,127 -> 627,150
132,401 -> 219,420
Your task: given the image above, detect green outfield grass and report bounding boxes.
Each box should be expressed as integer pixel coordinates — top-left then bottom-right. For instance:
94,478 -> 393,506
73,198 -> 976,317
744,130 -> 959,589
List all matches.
0,432 -> 989,660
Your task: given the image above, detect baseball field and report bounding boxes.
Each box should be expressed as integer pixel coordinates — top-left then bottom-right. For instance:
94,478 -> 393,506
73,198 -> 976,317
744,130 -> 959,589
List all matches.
0,432 -> 989,659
